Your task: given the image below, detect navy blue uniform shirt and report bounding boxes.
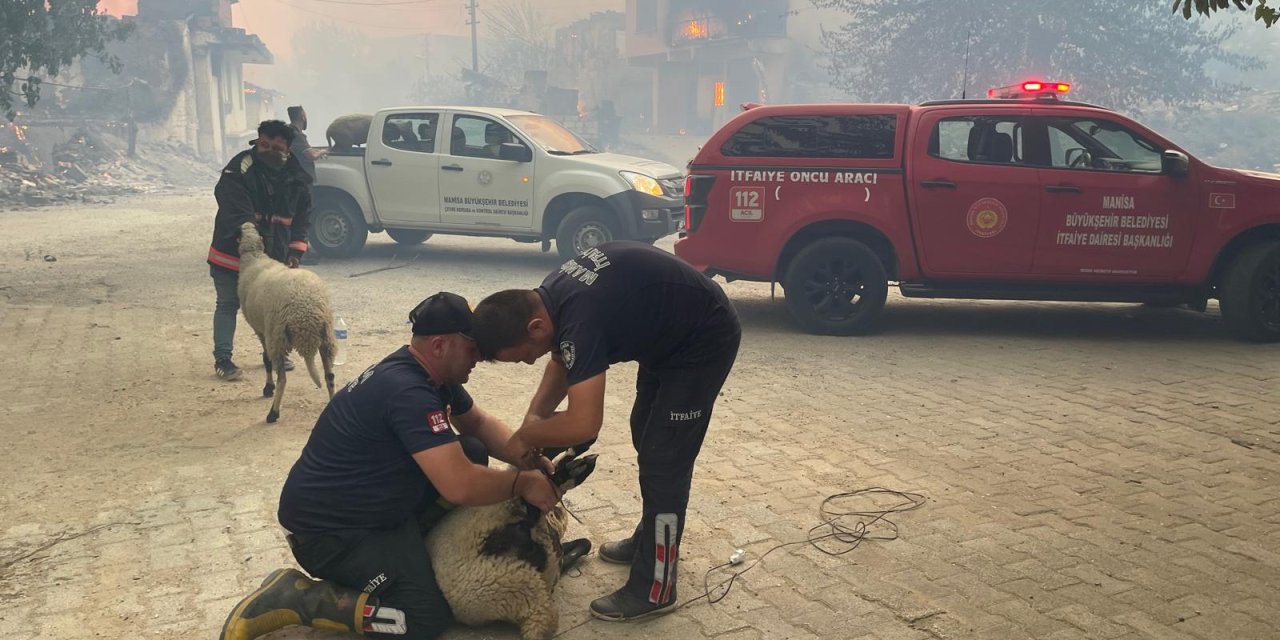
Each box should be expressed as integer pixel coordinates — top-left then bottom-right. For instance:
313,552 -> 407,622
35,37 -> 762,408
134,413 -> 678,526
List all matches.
278,345 -> 472,534
537,241 -> 739,386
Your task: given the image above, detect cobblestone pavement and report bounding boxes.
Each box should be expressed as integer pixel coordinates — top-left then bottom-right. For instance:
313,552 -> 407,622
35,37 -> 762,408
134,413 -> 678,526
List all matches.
1,193 -> 1277,640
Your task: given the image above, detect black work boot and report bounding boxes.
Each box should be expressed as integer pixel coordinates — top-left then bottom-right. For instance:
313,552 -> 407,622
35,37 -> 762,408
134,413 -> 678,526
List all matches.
589,585 -> 678,622
215,358 -> 243,381
218,568 -> 370,640
598,535 -> 637,564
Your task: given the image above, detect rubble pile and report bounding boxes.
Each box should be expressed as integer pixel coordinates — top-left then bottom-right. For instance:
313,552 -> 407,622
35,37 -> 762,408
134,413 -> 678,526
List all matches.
1,123 -> 217,209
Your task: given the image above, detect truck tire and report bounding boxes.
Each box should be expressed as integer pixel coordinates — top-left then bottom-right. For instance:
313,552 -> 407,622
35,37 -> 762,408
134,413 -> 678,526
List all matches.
1219,242 -> 1280,342
556,206 -> 617,260
781,237 -> 889,336
311,195 -> 368,258
386,229 -> 432,245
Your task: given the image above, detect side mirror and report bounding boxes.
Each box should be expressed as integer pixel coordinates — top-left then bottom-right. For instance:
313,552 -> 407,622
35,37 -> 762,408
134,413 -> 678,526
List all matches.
1162,150 -> 1189,177
499,143 -> 532,163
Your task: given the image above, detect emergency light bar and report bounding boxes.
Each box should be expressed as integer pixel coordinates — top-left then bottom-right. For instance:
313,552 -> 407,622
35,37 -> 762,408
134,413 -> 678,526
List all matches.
987,81 -> 1071,100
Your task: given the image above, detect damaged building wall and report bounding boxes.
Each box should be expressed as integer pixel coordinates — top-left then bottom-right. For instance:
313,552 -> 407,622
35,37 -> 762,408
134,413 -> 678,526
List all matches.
78,0 -> 273,161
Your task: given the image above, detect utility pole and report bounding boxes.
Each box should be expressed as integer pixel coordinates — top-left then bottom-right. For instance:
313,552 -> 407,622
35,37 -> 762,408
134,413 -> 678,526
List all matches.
466,0 -> 479,72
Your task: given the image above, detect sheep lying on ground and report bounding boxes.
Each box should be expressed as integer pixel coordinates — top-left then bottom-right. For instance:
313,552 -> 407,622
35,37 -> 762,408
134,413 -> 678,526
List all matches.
236,222 -> 337,423
425,450 -> 597,640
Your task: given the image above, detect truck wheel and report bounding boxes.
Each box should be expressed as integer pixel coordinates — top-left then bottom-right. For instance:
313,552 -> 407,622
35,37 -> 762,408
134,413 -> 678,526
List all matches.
311,195 -> 368,258
1219,242 -> 1280,342
781,237 -> 888,336
386,229 -> 432,245
556,206 -> 617,260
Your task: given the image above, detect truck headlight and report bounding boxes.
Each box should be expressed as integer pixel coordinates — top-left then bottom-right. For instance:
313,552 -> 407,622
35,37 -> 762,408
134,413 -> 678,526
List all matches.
621,171 -> 664,197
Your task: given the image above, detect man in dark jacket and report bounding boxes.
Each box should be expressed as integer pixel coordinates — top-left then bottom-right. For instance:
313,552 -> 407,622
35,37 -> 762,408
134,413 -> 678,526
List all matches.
207,119 -> 314,380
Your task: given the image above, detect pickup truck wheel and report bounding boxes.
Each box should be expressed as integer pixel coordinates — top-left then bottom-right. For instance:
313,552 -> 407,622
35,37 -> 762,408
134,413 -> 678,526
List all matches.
386,229 -> 432,245
311,196 -> 368,258
556,206 -> 617,260
782,237 -> 888,336
1220,242 -> 1280,342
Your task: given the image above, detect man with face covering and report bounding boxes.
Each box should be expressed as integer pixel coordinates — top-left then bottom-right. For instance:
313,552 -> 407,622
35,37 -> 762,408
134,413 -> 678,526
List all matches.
206,119 -> 314,381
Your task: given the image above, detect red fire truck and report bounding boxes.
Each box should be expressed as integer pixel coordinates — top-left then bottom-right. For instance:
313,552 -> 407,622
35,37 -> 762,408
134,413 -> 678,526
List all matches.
675,82 -> 1280,341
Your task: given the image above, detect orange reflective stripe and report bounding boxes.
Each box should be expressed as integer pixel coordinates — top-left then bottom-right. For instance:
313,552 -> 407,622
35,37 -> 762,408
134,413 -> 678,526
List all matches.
289,241 -> 308,252
208,246 -> 240,271
272,215 -> 294,227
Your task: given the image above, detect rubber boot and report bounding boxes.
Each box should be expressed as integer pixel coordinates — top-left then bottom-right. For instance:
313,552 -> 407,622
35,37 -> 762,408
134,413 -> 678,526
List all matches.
219,568 -> 373,640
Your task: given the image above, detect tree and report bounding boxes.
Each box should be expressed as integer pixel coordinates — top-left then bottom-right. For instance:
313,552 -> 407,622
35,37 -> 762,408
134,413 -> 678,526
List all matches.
1175,0 -> 1278,27
816,1 -> 1263,111
1,1 -> 133,120
480,0 -> 559,90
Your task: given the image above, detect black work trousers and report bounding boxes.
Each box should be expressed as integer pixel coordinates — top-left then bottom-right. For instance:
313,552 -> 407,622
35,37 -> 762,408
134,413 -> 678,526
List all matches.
620,328 -> 741,605
288,436 -> 488,639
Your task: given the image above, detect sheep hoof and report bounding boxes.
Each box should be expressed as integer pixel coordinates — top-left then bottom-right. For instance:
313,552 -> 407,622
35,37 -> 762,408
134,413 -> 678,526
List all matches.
560,538 -> 592,574
266,409 -> 279,423
263,385 -> 275,398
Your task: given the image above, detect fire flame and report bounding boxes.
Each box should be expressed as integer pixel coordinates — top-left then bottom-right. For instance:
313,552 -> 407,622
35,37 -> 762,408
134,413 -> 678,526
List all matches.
683,20 -> 708,39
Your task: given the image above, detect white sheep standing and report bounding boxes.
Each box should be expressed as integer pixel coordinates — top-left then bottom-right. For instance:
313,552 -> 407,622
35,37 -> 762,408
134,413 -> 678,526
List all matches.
236,222 -> 337,423
425,450 -> 597,640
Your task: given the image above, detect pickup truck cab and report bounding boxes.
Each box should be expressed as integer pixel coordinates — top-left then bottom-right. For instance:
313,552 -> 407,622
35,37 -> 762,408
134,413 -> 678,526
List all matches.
675,82 -> 1280,342
312,106 -> 684,260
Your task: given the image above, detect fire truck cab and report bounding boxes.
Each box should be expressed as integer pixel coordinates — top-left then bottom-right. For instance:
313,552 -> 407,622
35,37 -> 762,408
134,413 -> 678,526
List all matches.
675,82 -> 1280,341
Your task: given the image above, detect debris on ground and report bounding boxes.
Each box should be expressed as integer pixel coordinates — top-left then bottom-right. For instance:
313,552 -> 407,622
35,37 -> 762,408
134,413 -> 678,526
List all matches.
1,122 -> 216,210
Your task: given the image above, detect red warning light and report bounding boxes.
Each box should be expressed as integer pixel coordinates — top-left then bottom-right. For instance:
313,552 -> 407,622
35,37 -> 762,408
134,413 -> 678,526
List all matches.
988,80 -> 1071,100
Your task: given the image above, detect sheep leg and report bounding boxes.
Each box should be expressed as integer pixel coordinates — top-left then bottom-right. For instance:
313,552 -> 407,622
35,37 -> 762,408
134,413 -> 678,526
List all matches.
319,340 -> 336,400
517,583 -> 558,640
267,353 -> 287,423
257,334 -> 274,398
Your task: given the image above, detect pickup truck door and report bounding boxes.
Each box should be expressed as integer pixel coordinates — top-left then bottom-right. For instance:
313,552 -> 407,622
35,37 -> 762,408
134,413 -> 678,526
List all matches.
909,108 -> 1040,276
438,113 -> 535,230
1033,113 -> 1195,279
365,111 -> 442,226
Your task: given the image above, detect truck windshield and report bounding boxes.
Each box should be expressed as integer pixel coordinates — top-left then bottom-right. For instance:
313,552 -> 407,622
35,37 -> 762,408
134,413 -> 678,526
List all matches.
507,115 -> 596,155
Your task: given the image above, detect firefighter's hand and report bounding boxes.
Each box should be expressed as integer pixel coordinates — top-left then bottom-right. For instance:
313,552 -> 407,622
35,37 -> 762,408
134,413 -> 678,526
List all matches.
286,256 -> 300,269
513,470 -> 562,512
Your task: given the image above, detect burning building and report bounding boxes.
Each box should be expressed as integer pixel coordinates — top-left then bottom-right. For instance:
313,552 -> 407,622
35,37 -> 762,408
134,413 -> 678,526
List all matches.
625,0 -> 792,135
132,0 -> 274,159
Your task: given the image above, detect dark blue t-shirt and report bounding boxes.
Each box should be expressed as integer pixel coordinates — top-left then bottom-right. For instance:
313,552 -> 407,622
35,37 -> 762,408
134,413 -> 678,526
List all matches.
538,241 -> 739,386
278,345 -> 473,534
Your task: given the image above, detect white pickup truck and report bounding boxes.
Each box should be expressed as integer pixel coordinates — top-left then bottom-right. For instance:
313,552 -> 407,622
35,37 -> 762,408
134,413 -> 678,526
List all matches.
311,106 -> 686,260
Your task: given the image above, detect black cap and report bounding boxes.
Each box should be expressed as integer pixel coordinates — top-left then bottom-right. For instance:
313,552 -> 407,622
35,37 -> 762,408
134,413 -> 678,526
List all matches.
410,292 -> 473,337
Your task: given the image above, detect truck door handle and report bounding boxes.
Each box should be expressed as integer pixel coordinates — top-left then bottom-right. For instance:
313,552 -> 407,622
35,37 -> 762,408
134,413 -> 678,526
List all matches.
370,159 -> 392,166
920,180 -> 956,189
442,164 -> 464,172
1045,184 -> 1082,194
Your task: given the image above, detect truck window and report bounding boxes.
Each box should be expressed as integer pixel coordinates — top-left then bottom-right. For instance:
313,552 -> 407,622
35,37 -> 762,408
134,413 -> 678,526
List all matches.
930,116 -> 1028,166
451,115 -> 522,159
720,115 -> 896,159
1043,117 -> 1162,173
507,114 -> 593,155
382,112 -> 438,153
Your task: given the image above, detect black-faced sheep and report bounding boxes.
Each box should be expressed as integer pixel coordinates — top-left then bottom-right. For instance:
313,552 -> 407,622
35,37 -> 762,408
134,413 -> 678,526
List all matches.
236,222 -> 337,423
425,451 -> 597,640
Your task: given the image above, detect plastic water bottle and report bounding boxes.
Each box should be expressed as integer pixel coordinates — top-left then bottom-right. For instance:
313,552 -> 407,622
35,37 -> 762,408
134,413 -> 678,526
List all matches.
333,316 -> 348,365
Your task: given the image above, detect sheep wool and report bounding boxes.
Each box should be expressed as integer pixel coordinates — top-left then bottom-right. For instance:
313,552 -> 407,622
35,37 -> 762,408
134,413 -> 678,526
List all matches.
236,222 -> 337,423
424,453 -> 597,640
